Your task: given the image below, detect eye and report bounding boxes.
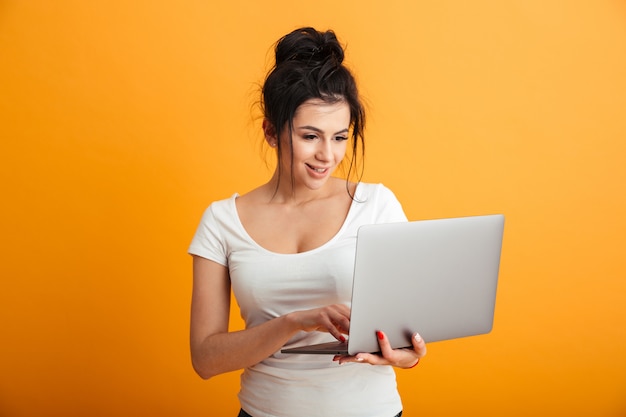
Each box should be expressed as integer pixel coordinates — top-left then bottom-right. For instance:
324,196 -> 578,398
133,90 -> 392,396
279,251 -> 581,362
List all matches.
303,134 -> 317,140
334,136 -> 348,141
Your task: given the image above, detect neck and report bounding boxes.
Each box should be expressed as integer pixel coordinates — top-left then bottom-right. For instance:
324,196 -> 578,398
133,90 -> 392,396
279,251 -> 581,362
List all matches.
265,170 -> 335,205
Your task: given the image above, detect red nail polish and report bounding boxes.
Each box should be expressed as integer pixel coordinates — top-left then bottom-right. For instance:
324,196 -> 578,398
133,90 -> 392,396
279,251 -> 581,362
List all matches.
339,335 -> 346,343
377,331 -> 384,340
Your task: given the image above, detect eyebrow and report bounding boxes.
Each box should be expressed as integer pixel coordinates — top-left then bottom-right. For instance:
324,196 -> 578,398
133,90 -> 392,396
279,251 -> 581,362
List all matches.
296,125 -> 349,135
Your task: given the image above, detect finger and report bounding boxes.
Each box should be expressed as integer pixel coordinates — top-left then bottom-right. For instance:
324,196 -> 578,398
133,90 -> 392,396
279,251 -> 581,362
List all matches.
411,332 -> 427,358
340,331 -> 396,366
323,317 -> 348,342
326,306 -> 350,333
334,303 -> 351,318
331,315 -> 350,335
332,305 -> 351,331
333,354 -> 358,364
376,330 -> 394,359
334,352 -> 379,365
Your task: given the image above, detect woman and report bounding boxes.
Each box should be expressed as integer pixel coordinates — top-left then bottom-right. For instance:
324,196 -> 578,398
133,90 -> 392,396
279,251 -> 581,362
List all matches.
189,27 -> 427,417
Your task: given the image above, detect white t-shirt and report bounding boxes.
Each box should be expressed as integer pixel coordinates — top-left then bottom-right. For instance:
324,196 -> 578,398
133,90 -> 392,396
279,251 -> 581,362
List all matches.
189,182 -> 408,417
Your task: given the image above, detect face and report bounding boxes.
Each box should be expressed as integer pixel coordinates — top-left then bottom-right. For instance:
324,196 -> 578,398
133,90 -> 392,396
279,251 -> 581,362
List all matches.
272,98 -> 351,192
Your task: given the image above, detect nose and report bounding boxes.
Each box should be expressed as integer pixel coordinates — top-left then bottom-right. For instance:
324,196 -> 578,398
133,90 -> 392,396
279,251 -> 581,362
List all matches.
316,139 -> 333,162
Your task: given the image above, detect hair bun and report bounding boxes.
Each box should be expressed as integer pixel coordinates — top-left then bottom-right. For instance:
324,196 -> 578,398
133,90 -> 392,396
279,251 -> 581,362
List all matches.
275,27 -> 345,68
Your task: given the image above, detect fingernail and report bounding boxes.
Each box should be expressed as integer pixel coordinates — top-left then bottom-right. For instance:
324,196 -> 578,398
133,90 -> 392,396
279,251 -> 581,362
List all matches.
377,331 -> 384,340
356,356 -> 364,362
414,333 -> 422,343
339,335 -> 346,343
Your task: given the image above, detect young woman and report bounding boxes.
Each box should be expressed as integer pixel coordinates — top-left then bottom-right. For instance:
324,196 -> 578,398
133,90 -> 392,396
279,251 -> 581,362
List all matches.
189,27 -> 427,417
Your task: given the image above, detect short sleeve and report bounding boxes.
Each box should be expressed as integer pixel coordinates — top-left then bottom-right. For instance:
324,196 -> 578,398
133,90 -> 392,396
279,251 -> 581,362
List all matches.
188,204 -> 228,266
373,184 -> 408,224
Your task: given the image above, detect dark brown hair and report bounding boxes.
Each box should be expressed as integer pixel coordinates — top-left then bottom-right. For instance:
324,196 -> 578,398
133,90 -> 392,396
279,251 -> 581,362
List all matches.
261,27 -> 366,195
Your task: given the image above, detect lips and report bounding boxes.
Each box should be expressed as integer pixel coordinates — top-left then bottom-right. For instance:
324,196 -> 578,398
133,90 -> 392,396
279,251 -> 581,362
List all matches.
306,163 -> 329,174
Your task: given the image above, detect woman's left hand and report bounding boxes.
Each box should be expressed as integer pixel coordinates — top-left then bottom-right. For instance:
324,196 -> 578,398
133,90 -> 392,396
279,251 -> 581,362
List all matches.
332,330 -> 427,368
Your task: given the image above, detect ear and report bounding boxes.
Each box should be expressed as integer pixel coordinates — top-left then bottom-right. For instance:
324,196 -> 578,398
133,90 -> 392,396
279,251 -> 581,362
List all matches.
263,119 -> 277,147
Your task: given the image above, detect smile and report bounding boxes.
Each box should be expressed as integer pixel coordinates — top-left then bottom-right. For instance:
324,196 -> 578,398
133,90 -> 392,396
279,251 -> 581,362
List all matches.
306,164 -> 329,174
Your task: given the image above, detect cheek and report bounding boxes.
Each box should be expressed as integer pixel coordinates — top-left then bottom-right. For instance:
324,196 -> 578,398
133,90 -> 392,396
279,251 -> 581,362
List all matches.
335,143 -> 348,160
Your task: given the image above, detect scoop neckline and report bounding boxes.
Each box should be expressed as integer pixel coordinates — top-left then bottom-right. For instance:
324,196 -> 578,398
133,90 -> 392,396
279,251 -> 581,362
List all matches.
231,182 -> 363,256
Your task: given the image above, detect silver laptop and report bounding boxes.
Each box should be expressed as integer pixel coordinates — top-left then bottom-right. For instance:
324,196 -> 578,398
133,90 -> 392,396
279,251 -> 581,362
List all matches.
281,214 -> 505,355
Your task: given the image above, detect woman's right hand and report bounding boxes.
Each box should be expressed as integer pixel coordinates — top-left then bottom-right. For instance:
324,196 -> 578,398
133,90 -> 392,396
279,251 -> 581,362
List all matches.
192,256 -> 349,379
286,304 -> 351,342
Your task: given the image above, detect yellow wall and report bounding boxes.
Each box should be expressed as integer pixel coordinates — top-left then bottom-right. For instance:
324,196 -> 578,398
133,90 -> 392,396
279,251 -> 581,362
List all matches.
1,1 -> 625,416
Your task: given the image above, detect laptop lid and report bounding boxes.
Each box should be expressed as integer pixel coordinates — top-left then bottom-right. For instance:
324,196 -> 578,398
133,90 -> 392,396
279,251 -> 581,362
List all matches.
282,214 -> 505,355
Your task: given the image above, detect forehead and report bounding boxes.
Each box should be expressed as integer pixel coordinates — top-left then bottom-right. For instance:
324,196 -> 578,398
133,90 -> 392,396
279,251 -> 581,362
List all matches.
293,98 -> 350,126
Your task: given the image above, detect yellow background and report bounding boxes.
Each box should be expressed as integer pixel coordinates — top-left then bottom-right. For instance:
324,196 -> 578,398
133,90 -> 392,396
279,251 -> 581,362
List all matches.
1,1 -> 625,416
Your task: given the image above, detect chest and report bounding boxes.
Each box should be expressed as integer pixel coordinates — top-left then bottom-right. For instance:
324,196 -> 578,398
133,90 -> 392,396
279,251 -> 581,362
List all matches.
229,237 -> 356,324
239,198 -> 352,254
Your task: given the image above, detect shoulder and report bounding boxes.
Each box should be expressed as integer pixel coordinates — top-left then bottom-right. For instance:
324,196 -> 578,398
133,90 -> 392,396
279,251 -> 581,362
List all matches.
352,182 -> 407,223
189,194 -> 240,263
236,184 -> 268,203
354,182 -> 398,202
210,194 -> 238,209
197,194 -> 238,227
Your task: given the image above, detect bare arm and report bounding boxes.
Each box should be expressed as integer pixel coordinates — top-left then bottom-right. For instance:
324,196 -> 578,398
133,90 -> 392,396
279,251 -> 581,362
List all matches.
190,255 -> 350,379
